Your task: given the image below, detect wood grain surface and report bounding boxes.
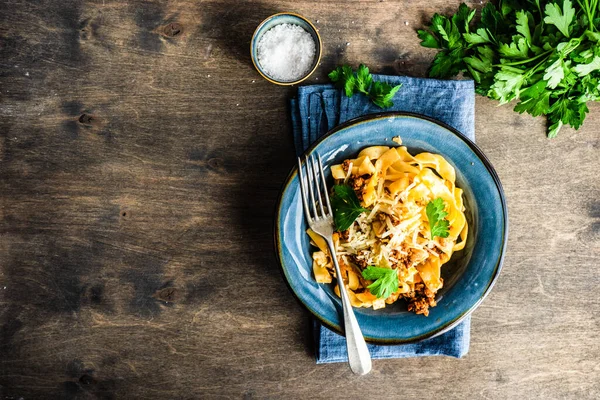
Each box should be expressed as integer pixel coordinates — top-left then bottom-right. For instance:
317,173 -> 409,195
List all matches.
1,0 -> 599,399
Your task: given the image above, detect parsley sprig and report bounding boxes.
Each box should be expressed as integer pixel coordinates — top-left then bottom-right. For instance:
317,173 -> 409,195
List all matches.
330,184 -> 369,231
329,64 -> 402,108
418,0 -> 600,138
426,198 -> 450,239
361,266 -> 399,299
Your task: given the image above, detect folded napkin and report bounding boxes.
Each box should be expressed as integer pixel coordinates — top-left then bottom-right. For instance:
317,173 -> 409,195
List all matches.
290,75 -> 475,363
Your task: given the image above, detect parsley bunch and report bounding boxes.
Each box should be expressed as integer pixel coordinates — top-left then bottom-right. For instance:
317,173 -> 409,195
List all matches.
329,64 -> 402,108
418,0 -> 600,137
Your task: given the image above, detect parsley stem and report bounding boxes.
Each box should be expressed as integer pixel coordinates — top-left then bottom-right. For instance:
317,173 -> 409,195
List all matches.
578,0 -> 598,31
535,0 -> 543,19
492,50 -> 553,67
593,0 -> 599,31
525,54 -> 554,79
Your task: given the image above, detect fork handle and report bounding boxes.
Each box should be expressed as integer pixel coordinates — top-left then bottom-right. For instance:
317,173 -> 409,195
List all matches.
326,240 -> 372,375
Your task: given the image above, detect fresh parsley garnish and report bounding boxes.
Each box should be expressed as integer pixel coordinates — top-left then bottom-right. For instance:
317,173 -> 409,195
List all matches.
361,266 -> 399,299
330,184 -> 369,231
329,64 -> 402,108
418,0 -> 600,138
426,198 -> 450,239
544,1 -> 576,38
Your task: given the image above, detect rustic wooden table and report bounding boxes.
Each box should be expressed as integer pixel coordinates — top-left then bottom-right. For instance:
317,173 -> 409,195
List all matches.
1,0 -> 599,398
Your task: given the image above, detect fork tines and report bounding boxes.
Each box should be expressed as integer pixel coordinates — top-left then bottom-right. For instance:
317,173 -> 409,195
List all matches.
297,154 -> 332,222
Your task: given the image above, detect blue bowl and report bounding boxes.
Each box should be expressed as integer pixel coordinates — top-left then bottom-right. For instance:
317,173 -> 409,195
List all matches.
251,13 -> 322,85
274,112 -> 508,344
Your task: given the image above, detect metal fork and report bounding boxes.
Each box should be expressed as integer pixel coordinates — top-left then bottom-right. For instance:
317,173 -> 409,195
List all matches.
297,154 -> 372,375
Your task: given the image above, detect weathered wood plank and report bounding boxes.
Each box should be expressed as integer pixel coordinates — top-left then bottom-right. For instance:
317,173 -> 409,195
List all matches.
1,0 -> 599,399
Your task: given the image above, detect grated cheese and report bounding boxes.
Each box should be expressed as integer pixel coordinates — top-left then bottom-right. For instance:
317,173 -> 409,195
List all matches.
344,162 -> 353,184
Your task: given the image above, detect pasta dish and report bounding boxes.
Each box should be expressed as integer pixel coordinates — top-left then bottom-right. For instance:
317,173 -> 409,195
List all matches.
308,137 -> 468,316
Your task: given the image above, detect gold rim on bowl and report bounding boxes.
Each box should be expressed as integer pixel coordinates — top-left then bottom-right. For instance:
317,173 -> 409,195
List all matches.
250,12 -> 323,86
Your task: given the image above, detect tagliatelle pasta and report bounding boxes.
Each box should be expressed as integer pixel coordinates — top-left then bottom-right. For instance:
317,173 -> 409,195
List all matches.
308,137 -> 468,316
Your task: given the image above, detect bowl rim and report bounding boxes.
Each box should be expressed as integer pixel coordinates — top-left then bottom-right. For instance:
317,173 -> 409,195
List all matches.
273,111 -> 509,344
250,12 -> 323,86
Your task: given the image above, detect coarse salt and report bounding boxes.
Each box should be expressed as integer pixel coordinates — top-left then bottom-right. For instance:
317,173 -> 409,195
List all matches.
257,23 -> 316,82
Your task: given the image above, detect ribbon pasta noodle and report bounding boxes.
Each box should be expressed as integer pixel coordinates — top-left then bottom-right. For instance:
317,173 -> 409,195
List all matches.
308,137 -> 468,315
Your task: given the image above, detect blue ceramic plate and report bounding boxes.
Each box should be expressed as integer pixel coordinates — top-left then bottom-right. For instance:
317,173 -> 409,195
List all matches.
274,112 -> 508,344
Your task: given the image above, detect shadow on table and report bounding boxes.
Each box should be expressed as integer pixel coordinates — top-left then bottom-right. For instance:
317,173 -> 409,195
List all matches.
200,3 -> 280,67
206,2 -> 318,360
224,105 -> 316,359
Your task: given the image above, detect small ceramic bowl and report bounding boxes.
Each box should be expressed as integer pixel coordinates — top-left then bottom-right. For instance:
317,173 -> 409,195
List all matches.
251,13 -> 322,85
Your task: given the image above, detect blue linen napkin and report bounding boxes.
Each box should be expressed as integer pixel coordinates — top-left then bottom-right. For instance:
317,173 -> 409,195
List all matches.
290,75 -> 475,363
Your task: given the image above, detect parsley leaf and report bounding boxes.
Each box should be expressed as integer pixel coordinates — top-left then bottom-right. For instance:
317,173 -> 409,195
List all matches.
573,55 -> 600,75
548,119 -> 564,139
498,37 -> 530,59
543,57 -> 569,89
452,3 -> 476,33
361,266 -> 399,299
439,15 -> 461,48
490,69 -> 526,104
370,81 -> 402,108
549,97 -> 588,130
330,184 -> 369,232
355,64 -> 373,94
480,2 -> 509,38
514,80 -> 551,116
585,30 -> 600,42
328,67 -> 341,82
418,29 -> 440,48
544,0 -> 576,38
426,198 -> 450,239
464,28 -> 493,45
329,64 -> 402,108
547,96 -> 588,138
430,47 -> 466,78
328,65 -> 356,97
464,45 -> 494,75
515,10 -> 532,44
